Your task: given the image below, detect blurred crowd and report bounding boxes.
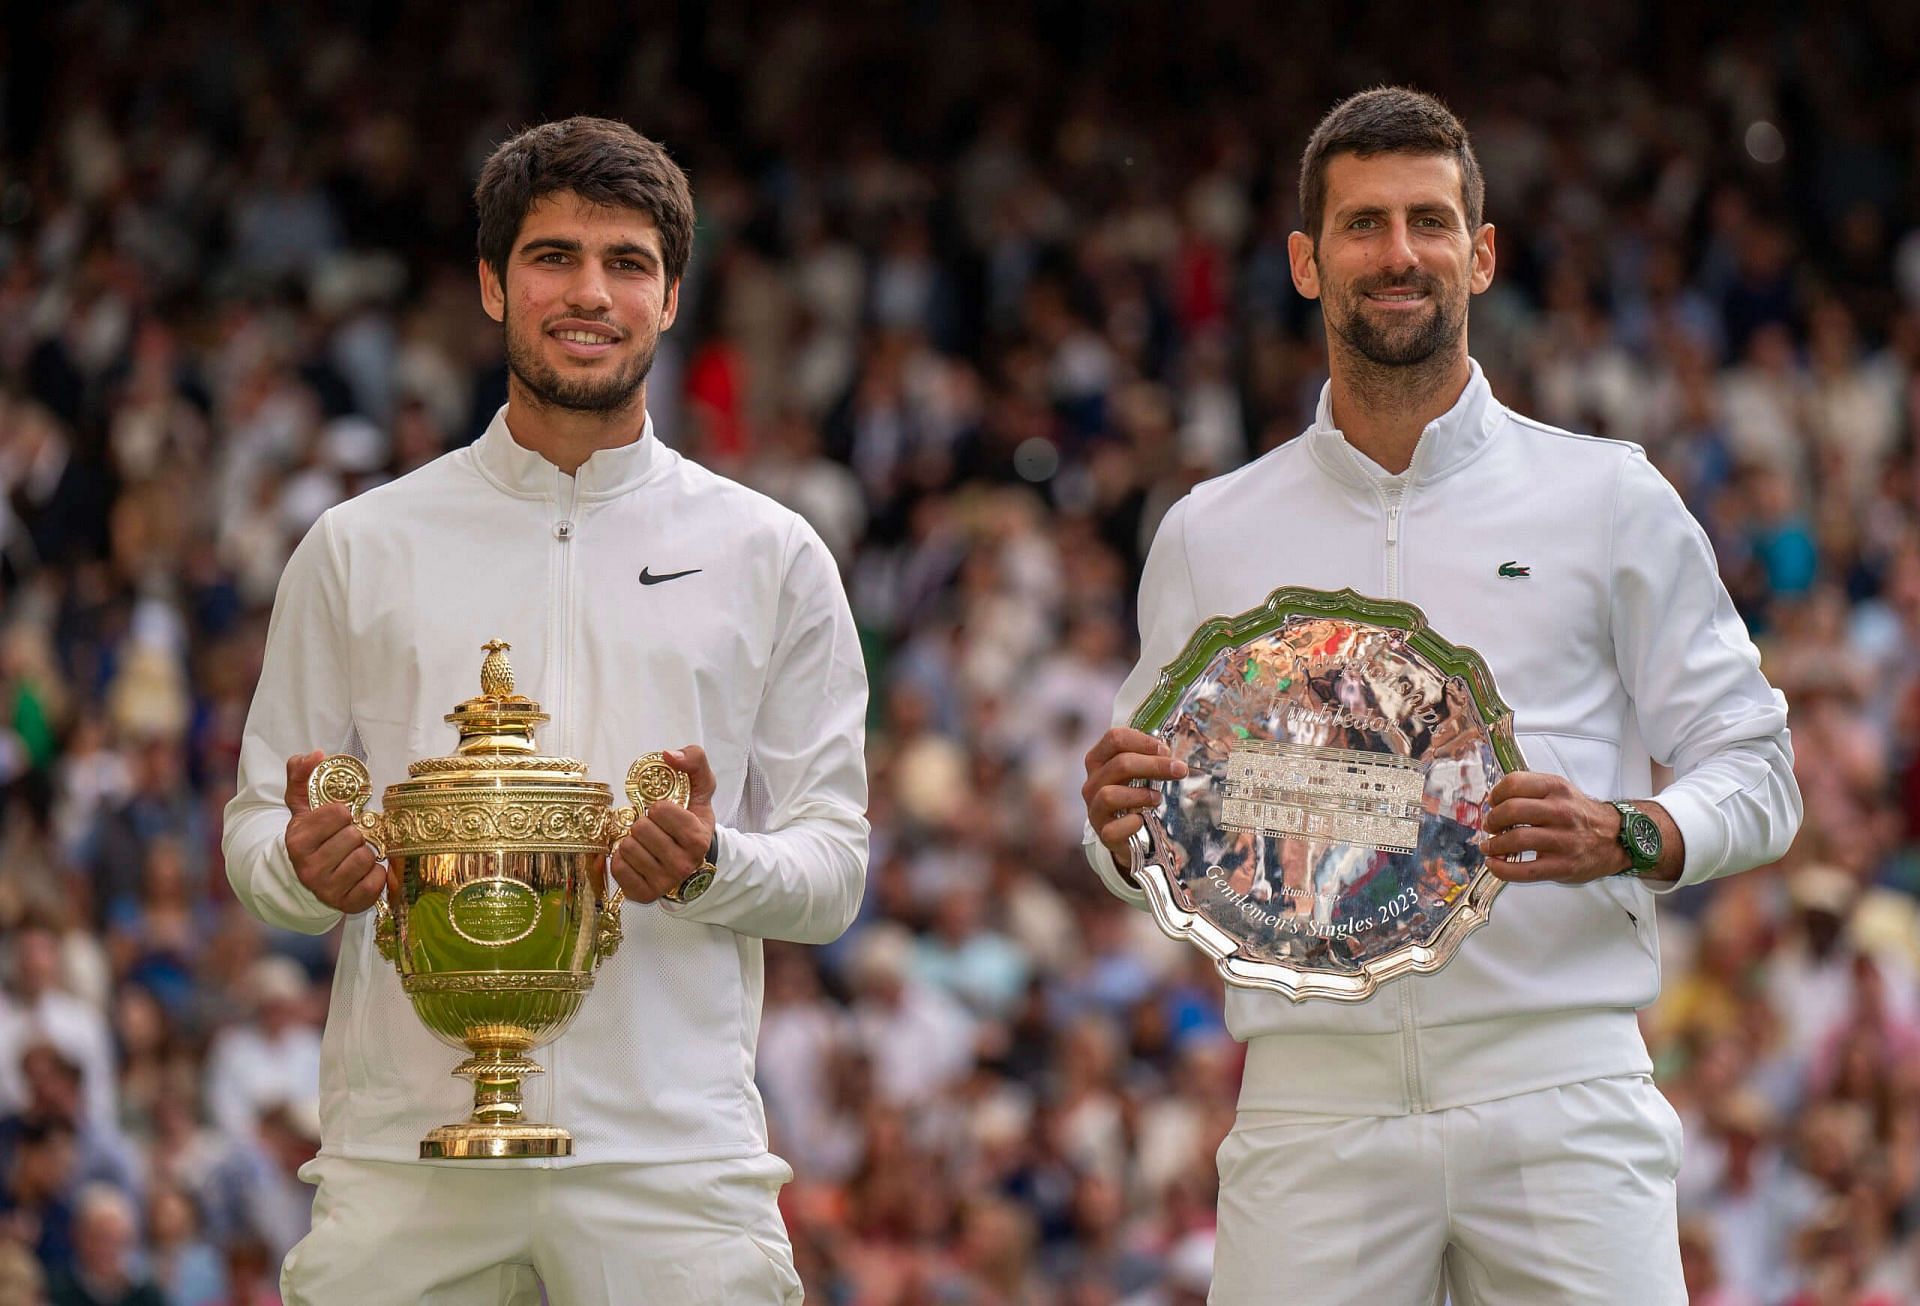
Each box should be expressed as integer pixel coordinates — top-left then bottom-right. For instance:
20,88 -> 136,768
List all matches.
3,1 -> 1920,1303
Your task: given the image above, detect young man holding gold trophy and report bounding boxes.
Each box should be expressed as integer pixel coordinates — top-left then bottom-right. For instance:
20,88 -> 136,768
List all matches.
1081,89 -> 1801,1302
221,118 -> 867,1303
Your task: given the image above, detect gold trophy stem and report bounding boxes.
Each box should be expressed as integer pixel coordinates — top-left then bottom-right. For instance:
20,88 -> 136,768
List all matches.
418,1049 -> 574,1160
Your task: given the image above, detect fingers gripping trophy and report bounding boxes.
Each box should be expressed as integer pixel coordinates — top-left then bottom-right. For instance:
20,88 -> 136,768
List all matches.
297,639 -> 695,1159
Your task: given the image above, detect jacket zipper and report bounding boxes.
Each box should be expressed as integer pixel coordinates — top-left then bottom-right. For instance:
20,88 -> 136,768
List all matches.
546,466 -> 581,1157
1381,485 -> 1405,599
553,470 -> 580,755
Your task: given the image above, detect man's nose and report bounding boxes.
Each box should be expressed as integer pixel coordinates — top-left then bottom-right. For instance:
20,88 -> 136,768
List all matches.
1379,219 -> 1418,274
564,263 -> 614,313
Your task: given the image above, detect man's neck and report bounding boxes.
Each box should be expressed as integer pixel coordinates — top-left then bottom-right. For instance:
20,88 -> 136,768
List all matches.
1325,346 -> 1471,476
503,378 -> 649,477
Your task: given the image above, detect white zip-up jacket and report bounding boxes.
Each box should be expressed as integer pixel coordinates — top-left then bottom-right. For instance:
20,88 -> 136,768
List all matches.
1086,362 -> 1800,1114
222,408 -> 869,1164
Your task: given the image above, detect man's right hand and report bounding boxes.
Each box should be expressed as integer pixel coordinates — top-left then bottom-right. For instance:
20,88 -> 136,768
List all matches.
284,750 -> 386,913
1081,727 -> 1188,863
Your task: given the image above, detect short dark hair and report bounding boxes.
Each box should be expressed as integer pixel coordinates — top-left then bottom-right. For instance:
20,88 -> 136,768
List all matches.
474,117 -> 695,288
1298,87 -> 1484,244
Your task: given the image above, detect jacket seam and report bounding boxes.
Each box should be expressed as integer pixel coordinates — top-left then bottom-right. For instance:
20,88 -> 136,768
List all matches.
1605,451 -> 1628,646
1505,410 -> 1643,450
1175,500 -> 1202,635
319,512 -> 351,711
1516,728 -> 1622,746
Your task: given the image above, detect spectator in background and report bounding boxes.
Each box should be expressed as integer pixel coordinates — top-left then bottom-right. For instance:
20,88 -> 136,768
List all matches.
44,1185 -> 162,1306
0,931 -> 115,1134
198,960 -> 318,1145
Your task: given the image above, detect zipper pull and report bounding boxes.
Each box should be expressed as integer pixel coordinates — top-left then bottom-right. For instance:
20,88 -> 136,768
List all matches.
555,520 -> 573,541
1386,500 -> 1402,544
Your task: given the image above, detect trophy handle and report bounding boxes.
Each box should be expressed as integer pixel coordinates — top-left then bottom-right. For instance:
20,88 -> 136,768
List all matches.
308,755 -> 398,967
374,896 -> 400,964
600,803 -> 634,965
593,753 -> 693,966
625,752 -> 692,811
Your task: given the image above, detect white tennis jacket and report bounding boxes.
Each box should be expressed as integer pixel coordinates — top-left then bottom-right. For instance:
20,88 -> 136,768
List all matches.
223,408 -> 869,1164
1086,362 -> 1800,1114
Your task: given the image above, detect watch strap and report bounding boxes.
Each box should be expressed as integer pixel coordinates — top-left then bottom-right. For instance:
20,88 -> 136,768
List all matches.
1609,800 -> 1660,876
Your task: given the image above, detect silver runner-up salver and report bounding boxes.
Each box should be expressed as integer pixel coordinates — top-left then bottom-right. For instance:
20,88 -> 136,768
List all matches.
1126,587 -> 1526,1002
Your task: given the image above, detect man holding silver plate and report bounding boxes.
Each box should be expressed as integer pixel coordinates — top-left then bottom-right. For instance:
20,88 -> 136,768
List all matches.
1081,88 -> 1800,1303
221,118 -> 866,1303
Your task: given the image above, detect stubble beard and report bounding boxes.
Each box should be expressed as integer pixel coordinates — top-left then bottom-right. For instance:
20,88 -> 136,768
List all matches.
1319,261 -> 1469,408
504,307 -> 658,415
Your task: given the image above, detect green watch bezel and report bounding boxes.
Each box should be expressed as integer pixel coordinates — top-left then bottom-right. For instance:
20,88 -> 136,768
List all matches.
1611,800 -> 1661,876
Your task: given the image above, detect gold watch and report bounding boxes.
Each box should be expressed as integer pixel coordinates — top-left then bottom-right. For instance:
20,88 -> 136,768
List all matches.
665,833 -> 718,904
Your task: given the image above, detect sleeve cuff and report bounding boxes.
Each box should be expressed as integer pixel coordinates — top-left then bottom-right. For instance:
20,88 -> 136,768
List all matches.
258,834 -> 346,934
1083,825 -> 1150,910
1643,786 -> 1728,894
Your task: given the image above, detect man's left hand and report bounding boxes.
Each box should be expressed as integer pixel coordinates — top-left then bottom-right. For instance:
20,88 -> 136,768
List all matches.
613,745 -> 717,903
1481,771 -> 1627,884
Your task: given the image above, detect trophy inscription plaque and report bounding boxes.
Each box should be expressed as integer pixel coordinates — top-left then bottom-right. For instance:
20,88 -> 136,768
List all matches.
309,640 -> 688,1158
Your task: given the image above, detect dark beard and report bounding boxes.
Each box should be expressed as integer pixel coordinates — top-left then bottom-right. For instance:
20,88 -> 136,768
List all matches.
505,311 -> 655,414
1323,271 -> 1465,368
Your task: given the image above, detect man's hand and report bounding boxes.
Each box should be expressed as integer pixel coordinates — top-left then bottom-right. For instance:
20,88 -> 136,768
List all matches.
1482,771 -> 1632,884
284,750 -> 386,913
613,745 -> 717,903
1082,727 -> 1188,863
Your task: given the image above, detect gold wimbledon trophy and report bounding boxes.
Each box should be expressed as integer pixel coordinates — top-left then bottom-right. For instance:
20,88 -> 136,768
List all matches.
307,640 -> 687,1159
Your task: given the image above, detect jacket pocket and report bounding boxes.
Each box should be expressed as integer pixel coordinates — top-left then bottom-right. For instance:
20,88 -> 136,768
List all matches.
1516,731 -> 1656,960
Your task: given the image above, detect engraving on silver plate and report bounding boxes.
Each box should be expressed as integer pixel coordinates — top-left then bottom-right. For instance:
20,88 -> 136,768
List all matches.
1221,741 -> 1424,853
1128,591 -> 1518,1003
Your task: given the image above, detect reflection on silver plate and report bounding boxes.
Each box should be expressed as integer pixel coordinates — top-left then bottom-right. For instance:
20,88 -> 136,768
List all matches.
1126,587 -> 1524,1003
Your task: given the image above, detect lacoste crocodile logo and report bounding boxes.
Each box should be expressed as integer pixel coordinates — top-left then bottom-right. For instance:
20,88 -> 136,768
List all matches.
1498,561 -> 1531,578
638,567 -> 703,586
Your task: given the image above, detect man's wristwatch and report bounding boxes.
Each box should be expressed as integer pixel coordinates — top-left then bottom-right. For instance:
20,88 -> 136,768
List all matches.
1609,800 -> 1662,877
665,832 -> 719,904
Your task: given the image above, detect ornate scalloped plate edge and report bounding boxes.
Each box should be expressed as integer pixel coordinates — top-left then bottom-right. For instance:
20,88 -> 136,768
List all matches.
1125,585 -> 1524,1003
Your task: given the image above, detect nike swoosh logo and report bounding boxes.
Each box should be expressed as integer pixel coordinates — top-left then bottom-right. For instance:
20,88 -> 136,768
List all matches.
638,567 -> 702,586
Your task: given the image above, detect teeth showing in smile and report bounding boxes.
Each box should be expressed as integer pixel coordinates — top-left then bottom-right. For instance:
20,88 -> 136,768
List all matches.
555,330 -> 616,344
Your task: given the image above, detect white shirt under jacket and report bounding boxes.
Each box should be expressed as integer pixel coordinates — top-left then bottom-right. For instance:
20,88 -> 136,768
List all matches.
222,408 -> 869,1165
1086,362 -> 1801,1115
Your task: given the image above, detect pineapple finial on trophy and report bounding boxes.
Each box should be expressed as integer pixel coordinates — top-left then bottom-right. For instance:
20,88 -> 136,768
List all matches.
480,640 -> 515,698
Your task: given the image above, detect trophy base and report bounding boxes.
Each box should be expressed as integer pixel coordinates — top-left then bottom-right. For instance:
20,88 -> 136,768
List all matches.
420,1121 -> 574,1160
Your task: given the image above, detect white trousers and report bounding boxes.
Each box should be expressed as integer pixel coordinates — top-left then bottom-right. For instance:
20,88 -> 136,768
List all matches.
280,1152 -> 803,1305
1210,1075 -> 1685,1305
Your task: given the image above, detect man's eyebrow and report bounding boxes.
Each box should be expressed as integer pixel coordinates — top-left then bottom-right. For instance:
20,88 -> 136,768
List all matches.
517,236 -> 660,261
1333,202 -> 1460,222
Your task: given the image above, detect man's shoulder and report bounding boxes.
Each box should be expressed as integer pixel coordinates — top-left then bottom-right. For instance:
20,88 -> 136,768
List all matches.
323,447 -> 475,533
1185,438 -> 1318,514
659,453 -> 815,548
1495,408 -> 1644,474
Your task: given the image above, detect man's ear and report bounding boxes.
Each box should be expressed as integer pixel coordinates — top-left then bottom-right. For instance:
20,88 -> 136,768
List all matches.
1470,223 -> 1496,295
660,278 -> 680,332
478,260 -> 505,323
1287,231 -> 1321,301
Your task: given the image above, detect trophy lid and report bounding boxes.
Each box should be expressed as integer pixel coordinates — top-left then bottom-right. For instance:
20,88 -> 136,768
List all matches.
401,640 -> 588,780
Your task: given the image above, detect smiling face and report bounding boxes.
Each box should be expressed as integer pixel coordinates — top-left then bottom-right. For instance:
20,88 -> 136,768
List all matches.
1288,152 -> 1494,370
479,190 -> 680,415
